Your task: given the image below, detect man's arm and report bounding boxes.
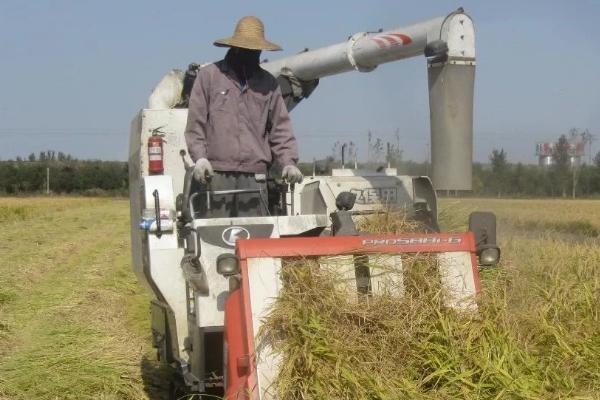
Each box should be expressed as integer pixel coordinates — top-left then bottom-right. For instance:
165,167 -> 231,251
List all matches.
268,85 -> 299,167
184,69 -> 210,162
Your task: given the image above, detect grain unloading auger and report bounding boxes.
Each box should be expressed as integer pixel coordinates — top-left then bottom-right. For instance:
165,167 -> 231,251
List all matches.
129,8 -> 499,398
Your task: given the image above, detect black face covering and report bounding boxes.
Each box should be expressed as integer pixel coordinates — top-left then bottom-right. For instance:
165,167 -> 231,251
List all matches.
226,47 -> 261,78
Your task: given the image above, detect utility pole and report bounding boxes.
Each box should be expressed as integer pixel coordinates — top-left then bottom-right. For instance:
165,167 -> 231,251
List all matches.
46,167 -> 50,194
572,163 -> 577,199
580,128 -> 594,165
387,142 -> 391,168
585,129 -> 596,165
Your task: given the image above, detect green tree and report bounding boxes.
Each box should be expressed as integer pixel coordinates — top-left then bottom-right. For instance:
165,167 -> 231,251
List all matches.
593,151 -> 600,169
552,135 -> 571,197
489,148 -> 509,197
577,164 -> 596,196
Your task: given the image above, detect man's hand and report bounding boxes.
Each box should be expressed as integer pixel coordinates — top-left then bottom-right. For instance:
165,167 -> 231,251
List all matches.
193,158 -> 214,184
282,165 -> 303,184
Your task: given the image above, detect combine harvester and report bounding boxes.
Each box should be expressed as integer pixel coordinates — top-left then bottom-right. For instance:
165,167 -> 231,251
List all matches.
129,8 -> 500,399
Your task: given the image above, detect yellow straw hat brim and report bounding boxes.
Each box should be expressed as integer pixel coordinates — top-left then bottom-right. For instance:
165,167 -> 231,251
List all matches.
214,37 -> 282,51
214,16 -> 282,51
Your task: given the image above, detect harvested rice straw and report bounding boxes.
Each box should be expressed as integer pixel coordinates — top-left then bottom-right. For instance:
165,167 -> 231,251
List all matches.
355,208 -> 424,234
259,254 -> 459,400
258,210 -> 600,399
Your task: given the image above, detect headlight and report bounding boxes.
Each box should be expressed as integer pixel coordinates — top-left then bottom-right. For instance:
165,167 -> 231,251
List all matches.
478,245 -> 500,267
216,253 -> 240,277
469,212 -> 500,268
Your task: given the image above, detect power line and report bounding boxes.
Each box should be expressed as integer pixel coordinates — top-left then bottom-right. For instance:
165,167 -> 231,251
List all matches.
0,129 -> 128,136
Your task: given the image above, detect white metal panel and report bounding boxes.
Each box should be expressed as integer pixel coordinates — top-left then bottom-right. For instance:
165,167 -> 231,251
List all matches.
247,258 -> 283,400
138,108 -> 191,196
148,248 -> 189,358
295,174 -> 416,216
129,112 -> 144,280
147,233 -> 177,250
276,215 -> 329,236
138,175 -> 189,358
194,241 -> 236,328
441,13 -> 476,59
143,175 -> 176,209
437,251 -> 477,310
144,175 -> 178,250
129,109 -> 189,283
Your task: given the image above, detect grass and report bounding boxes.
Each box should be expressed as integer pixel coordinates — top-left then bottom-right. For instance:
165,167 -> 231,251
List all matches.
443,198 -> 600,239
0,197 -> 599,399
0,197 -> 167,400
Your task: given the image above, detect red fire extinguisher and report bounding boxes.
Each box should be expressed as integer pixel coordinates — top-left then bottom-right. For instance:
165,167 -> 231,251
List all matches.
148,127 -> 165,175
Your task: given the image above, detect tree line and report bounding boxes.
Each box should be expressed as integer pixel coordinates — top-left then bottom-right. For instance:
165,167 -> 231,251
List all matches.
3,140 -> 600,198
301,133 -> 600,198
0,151 -> 128,195
473,134 -> 600,198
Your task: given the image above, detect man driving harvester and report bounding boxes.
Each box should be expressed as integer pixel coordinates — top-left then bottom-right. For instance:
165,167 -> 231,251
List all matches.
184,16 -> 303,217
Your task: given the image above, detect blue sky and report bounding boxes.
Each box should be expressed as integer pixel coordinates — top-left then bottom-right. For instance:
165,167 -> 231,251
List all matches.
1,1 -> 599,163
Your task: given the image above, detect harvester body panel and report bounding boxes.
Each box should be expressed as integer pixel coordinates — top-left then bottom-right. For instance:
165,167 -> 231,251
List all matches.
294,169 -> 435,217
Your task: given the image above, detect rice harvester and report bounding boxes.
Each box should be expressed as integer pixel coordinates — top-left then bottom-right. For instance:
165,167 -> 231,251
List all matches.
128,8 -> 500,399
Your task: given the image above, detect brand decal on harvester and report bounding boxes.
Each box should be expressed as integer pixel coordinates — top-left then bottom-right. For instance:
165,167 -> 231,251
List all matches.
222,227 -> 250,247
350,187 -> 398,205
362,236 -> 463,246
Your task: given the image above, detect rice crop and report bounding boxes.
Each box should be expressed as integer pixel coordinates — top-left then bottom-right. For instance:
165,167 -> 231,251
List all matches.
0,197 -> 170,400
1,198 -> 599,399
355,209 -> 424,234
260,209 -> 600,400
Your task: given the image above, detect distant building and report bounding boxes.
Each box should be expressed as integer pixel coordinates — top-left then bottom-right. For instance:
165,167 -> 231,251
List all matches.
536,132 -> 586,167
536,142 -> 555,167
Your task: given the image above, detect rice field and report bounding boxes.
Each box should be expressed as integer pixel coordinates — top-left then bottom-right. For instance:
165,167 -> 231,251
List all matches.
263,199 -> 600,399
0,197 -> 599,399
0,197 -> 169,400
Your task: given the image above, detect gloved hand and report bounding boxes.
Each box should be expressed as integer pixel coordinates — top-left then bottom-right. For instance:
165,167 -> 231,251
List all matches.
193,158 -> 214,184
282,165 -> 303,184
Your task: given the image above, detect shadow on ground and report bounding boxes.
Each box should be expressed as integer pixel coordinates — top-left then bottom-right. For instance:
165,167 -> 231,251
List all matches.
140,354 -> 172,400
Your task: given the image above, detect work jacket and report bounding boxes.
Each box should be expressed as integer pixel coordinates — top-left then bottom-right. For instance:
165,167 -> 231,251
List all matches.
184,59 -> 298,174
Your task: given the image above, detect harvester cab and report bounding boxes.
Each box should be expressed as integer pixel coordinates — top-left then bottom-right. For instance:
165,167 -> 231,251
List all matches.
129,8 -> 500,398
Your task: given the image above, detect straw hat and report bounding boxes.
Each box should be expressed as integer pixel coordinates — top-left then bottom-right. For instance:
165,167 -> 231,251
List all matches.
214,16 -> 282,51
